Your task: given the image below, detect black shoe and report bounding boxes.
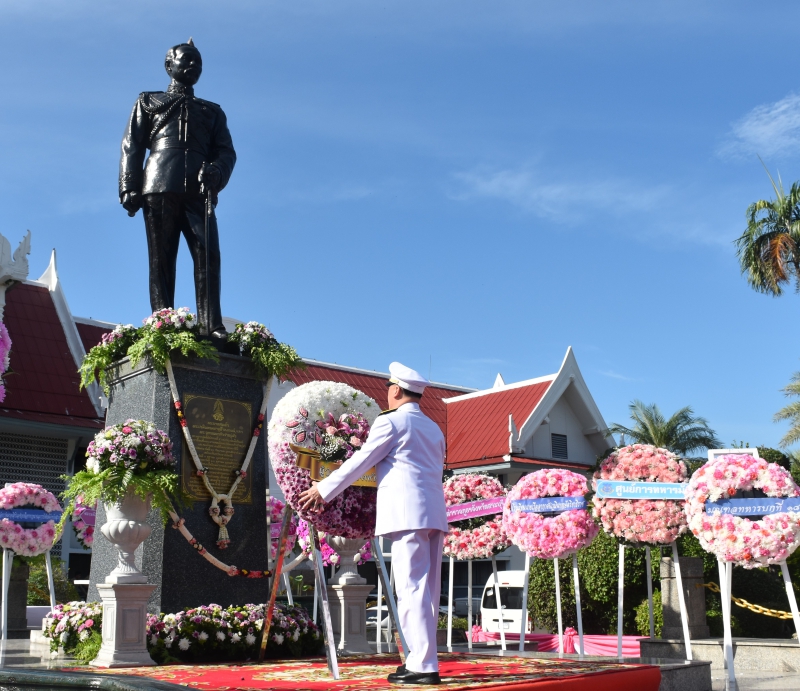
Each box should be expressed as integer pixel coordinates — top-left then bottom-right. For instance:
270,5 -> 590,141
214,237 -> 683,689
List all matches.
394,665 -> 406,674
387,670 -> 441,685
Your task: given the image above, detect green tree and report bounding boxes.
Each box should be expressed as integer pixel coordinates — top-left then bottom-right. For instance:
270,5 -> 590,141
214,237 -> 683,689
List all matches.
735,167 -> 800,296
608,401 -> 721,457
774,374 -> 800,448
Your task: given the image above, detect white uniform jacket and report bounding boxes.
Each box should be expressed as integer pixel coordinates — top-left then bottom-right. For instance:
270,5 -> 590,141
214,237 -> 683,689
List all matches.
316,402 -> 448,537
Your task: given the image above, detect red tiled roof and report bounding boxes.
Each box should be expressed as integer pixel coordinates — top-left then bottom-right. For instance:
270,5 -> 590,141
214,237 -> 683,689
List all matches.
447,454 -> 590,472
75,322 -> 110,353
1,284 -> 104,429
288,363 -> 467,435
445,380 -> 553,468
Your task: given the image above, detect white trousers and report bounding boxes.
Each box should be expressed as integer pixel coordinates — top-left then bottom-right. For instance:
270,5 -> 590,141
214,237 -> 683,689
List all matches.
387,528 -> 445,674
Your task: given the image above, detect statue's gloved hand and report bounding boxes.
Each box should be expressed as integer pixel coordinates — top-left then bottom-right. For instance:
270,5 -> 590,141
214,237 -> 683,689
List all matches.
121,191 -> 142,217
199,163 -> 222,193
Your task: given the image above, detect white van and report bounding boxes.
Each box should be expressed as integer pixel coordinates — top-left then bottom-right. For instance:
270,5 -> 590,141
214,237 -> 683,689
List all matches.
479,571 -> 531,635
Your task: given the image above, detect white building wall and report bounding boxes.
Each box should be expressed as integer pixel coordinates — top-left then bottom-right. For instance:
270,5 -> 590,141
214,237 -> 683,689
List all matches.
528,394 -> 595,465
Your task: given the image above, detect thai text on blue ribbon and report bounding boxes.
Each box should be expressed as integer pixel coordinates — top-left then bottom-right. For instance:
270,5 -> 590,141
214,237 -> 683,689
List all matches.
595,481 -> 686,500
510,497 -> 586,514
0,509 -> 63,523
705,498 -> 800,516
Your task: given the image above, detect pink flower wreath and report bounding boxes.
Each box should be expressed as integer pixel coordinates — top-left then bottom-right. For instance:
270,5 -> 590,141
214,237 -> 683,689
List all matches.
685,454 -> 800,568
592,444 -> 688,546
503,469 -> 598,559
268,381 -> 379,539
443,474 -> 511,560
0,482 -> 61,556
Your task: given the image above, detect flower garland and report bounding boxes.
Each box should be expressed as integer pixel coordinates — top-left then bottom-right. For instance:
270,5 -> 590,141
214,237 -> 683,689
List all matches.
146,602 -> 322,663
269,381 -> 379,539
592,444 -> 688,546
268,497 -> 298,560
503,469 -> 598,559
42,601 -> 102,652
166,359 -> 268,549
443,474 -> 511,560
71,497 -> 96,549
685,454 -> 800,568
0,483 -> 61,557
0,321 -> 11,403
296,519 -> 372,567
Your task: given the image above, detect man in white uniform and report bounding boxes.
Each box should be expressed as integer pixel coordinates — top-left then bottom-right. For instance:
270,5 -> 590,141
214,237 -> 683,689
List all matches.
299,362 -> 448,685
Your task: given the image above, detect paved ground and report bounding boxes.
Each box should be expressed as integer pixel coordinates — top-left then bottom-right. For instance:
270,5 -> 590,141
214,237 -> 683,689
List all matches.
3,638 -> 800,690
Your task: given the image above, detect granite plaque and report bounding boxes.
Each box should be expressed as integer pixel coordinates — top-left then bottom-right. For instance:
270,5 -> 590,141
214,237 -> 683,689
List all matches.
181,394 -> 253,504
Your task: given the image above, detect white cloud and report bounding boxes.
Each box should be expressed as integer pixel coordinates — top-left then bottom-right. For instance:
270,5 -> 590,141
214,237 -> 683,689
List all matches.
598,369 -> 636,382
719,93 -> 800,160
452,166 -> 669,225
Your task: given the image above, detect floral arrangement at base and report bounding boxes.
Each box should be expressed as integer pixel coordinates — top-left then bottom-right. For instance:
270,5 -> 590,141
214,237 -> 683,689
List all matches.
269,381 -> 379,539
146,602 -> 323,663
685,453 -> 800,568
443,474 -> 511,560
296,518 -> 372,567
503,469 -> 598,559
268,497 -> 298,560
71,496 -> 96,549
592,444 -> 688,546
60,419 -> 178,532
0,320 -> 11,403
80,311 -> 302,395
0,482 -> 61,557
229,322 -> 303,382
42,601 -> 102,661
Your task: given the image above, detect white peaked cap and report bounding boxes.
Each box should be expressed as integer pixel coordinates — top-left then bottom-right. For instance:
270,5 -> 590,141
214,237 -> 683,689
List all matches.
388,361 -> 429,395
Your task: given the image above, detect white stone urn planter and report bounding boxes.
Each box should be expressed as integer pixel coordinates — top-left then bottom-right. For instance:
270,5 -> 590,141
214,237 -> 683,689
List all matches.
92,488 -> 155,668
100,490 -> 152,584
326,536 -> 373,654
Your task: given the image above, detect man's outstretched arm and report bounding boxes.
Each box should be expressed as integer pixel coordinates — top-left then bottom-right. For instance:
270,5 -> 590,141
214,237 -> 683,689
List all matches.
298,415 -> 394,511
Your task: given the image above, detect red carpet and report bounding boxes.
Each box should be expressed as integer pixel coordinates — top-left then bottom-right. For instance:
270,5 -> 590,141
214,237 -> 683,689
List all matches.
76,652 -> 660,691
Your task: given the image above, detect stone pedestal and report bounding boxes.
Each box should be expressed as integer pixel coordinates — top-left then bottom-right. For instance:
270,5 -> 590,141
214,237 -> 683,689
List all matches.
660,556 -> 710,639
88,354 -> 269,614
327,536 -> 373,654
91,583 -> 156,668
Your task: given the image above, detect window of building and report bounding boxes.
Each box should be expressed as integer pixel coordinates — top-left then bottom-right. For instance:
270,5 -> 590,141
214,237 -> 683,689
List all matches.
551,433 -> 568,459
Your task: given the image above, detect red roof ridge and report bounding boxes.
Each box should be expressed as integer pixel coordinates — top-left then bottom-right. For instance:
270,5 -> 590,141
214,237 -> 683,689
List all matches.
301,357 -> 475,392
444,373 -> 557,404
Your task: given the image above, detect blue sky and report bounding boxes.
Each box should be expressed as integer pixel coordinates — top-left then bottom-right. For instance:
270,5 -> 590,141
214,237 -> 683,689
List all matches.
2,1 -> 800,449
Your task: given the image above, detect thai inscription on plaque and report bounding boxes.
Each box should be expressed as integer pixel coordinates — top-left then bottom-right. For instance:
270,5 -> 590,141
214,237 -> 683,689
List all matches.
181,394 -> 253,504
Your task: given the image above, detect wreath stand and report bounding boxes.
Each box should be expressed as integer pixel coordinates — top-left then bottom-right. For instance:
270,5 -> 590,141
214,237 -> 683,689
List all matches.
714,559 -> 800,691
1,547 -> 56,642
614,543 -> 691,660
371,537 -> 408,662
373,537 -> 398,654
516,552 -> 585,656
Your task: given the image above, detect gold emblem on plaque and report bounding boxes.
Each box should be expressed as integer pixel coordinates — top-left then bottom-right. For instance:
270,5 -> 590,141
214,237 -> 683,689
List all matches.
213,400 -> 225,422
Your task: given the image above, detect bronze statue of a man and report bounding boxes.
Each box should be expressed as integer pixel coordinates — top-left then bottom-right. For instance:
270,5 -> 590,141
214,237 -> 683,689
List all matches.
119,39 -> 236,343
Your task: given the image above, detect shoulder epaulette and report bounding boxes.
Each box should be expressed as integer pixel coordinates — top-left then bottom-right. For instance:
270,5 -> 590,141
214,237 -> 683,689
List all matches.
377,408 -> 398,417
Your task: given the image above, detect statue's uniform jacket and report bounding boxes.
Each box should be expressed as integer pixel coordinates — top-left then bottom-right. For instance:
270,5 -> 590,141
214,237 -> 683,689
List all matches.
119,86 -> 236,197
317,401 -> 447,675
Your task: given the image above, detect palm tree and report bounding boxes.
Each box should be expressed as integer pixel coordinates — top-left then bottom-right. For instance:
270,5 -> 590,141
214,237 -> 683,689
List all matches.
774,373 -> 800,447
735,165 -> 800,296
608,400 -> 721,456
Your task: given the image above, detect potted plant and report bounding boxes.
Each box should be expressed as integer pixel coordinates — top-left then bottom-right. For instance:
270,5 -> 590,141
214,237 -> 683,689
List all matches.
61,419 -> 178,583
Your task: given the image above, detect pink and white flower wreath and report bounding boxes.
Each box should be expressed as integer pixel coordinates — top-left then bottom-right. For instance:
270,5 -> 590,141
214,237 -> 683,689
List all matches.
592,444 -> 688,546
268,381 -> 379,539
443,474 -> 510,560
0,482 -> 61,556
503,469 -> 598,559
685,454 -> 800,568
267,497 -> 298,560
